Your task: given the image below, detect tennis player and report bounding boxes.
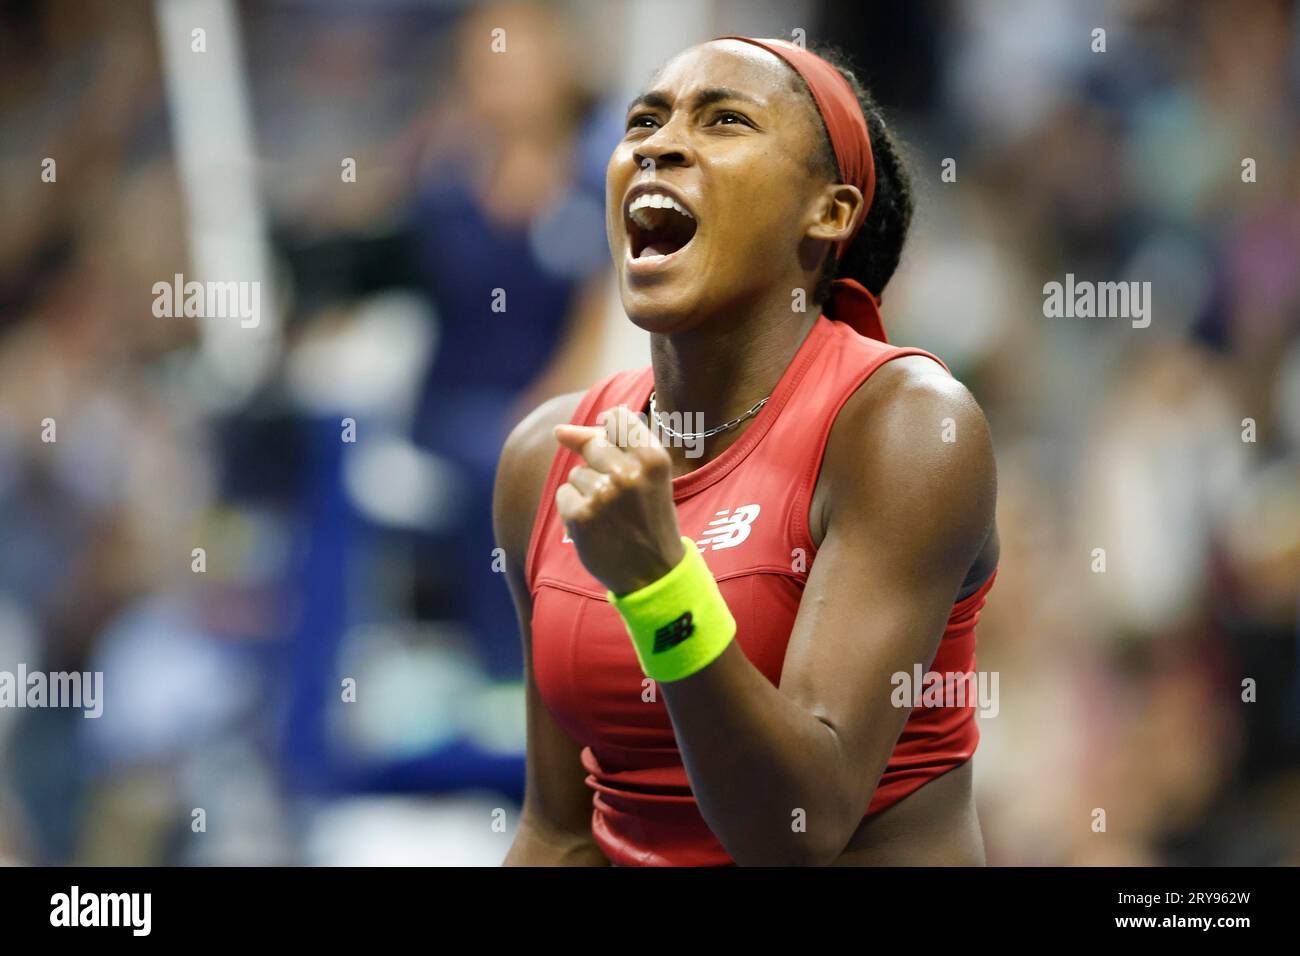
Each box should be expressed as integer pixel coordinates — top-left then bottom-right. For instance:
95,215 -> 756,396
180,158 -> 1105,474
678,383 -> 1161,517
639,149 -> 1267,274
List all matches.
495,36 -> 998,866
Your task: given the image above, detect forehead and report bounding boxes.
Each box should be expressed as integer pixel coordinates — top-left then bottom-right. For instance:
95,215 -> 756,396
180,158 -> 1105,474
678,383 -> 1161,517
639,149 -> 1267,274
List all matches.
647,40 -> 803,104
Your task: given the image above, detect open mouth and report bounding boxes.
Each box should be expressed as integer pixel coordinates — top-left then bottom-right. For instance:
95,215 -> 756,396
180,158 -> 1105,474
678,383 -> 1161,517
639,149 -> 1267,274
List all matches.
625,190 -> 699,261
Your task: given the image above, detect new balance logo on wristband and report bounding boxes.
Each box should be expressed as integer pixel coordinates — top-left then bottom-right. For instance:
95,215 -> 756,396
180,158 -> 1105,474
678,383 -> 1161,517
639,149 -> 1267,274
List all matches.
653,611 -> 695,653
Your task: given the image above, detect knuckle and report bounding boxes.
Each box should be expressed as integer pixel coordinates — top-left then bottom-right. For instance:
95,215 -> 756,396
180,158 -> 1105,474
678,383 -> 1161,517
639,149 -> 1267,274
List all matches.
643,447 -> 671,476
611,466 -> 642,489
591,474 -> 616,502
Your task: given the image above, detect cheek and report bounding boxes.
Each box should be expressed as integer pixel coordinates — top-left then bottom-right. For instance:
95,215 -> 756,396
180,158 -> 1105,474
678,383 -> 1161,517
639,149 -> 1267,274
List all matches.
709,155 -> 807,257
604,148 -> 631,244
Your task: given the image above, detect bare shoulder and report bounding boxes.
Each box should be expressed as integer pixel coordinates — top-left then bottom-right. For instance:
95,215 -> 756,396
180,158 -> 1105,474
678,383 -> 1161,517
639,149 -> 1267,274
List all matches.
851,355 -> 991,457
493,391 -> 586,569
818,354 -> 996,569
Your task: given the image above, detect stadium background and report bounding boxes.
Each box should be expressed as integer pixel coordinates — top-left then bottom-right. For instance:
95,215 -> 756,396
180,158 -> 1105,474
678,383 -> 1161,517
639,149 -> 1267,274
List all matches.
0,0 -> 1297,865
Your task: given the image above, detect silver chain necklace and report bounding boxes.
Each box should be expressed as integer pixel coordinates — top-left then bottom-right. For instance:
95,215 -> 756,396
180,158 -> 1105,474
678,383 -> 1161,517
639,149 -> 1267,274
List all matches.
649,391 -> 771,442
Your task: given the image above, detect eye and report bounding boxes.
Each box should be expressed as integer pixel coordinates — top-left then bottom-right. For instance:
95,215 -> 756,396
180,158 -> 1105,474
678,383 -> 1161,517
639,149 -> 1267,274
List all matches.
710,111 -> 751,127
626,113 -> 659,131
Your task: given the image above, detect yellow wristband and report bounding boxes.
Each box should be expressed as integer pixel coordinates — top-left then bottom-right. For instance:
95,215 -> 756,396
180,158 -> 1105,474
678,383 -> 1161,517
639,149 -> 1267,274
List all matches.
607,536 -> 736,683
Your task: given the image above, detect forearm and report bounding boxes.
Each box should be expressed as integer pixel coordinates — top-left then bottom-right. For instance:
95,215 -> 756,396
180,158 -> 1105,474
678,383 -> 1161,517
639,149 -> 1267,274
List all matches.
503,815 -> 612,866
603,531 -> 864,865
660,642 -> 858,866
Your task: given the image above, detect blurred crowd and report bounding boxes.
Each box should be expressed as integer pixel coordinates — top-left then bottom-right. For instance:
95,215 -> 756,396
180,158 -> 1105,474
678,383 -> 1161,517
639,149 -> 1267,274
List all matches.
0,0 -> 1296,865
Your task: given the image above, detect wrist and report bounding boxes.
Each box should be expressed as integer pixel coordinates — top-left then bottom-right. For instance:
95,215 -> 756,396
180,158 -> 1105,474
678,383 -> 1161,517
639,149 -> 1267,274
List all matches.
606,535 -> 736,683
609,536 -> 687,597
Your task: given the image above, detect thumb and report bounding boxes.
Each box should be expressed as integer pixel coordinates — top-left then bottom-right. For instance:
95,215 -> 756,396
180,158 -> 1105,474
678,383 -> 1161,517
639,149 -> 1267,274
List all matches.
553,423 -> 603,454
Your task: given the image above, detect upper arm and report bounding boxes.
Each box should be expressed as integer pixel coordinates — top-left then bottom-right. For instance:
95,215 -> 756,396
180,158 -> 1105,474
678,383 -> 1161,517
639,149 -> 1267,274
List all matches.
777,357 -> 997,818
493,391 -> 600,845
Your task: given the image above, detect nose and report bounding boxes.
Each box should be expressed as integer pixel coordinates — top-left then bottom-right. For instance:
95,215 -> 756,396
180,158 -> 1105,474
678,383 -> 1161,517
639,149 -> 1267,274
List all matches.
632,123 -> 694,173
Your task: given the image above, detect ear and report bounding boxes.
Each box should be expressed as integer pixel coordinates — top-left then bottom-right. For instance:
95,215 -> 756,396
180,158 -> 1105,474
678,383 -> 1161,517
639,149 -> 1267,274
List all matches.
805,183 -> 864,245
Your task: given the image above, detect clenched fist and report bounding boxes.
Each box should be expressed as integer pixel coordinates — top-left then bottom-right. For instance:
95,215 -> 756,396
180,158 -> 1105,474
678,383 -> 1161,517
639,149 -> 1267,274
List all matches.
553,404 -> 686,596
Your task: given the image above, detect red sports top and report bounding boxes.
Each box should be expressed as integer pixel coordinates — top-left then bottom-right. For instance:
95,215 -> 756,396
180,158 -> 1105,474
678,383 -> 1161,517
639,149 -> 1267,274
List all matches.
524,313 -> 997,866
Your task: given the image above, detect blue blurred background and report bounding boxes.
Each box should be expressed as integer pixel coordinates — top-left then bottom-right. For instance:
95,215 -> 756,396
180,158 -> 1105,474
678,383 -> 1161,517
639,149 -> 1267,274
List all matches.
0,0 -> 1297,865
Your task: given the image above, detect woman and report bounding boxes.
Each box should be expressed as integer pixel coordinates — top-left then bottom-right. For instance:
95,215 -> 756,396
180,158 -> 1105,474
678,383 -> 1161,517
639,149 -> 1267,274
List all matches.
494,36 -> 998,866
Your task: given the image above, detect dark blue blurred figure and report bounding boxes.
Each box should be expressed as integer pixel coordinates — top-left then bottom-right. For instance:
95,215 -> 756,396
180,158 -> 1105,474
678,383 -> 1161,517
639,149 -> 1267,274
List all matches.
407,2 -> 615,678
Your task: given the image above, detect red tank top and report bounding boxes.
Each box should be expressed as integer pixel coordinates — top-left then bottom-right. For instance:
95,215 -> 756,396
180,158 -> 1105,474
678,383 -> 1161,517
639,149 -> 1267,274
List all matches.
524,313 -> 997,866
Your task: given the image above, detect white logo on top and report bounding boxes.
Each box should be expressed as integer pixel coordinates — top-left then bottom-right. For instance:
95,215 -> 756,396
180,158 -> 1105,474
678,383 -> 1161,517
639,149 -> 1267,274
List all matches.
696,504 -> 761,551
562,504 -> 761,550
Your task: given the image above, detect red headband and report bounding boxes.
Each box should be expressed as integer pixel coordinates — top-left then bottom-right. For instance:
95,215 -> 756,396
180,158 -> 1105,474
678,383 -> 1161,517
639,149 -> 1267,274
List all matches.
714,36 -> 887,342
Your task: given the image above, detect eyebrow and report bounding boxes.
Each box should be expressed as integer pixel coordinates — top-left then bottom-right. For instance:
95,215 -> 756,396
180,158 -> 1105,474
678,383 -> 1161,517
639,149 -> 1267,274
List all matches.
624,86 -> 763,116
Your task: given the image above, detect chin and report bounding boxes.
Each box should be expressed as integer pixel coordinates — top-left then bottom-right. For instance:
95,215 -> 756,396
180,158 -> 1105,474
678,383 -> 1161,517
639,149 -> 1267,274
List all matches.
618,279 -> 705,334
616,240 -> 717,333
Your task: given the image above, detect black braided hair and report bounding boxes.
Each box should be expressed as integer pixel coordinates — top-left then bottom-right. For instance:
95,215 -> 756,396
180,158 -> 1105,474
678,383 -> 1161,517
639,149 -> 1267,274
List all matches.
790,44 -> 915,305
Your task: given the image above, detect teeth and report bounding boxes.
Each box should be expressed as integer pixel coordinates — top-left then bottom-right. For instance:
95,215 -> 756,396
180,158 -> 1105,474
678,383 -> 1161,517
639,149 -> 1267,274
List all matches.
628,191 -> 694,222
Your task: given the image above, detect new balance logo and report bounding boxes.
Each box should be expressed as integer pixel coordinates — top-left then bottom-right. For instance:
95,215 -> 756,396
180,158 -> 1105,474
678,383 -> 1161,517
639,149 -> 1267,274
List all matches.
696,504 -> 760,551
653,612 -> 695,653
566,505 -> 760,550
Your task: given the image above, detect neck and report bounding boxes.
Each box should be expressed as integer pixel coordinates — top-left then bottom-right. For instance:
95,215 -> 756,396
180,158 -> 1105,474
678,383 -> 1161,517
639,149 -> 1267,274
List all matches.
648,296 -> 822,473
